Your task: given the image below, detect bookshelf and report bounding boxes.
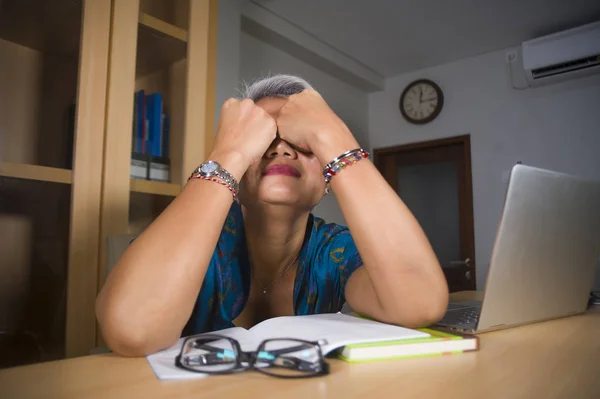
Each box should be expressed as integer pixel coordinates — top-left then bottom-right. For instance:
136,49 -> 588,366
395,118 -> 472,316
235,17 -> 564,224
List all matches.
0,0 -> 81,170
97,0 -> 217,347
0,0 -> 111,367
0,0 -> 217,366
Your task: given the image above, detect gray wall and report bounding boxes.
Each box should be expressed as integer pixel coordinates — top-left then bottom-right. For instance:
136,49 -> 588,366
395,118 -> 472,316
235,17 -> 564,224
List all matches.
369,47 -> 600,289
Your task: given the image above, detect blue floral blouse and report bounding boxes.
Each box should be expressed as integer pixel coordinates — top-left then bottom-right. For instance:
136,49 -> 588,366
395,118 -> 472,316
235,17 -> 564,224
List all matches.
184,202 -> 364,334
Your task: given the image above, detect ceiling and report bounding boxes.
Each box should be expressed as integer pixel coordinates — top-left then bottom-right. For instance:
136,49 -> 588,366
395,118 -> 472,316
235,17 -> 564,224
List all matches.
251,0 -> 600,77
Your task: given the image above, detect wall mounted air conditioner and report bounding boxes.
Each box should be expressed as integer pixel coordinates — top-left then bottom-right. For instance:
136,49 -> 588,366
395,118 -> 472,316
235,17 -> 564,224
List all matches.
522,20 -> 600,87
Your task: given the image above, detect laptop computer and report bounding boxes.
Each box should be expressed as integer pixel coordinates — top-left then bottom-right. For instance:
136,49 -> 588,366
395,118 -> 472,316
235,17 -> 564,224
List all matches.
436,164 -> 600,334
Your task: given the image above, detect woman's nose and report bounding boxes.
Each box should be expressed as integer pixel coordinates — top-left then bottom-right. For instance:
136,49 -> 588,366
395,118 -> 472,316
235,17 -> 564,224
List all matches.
265,136 -> 298,159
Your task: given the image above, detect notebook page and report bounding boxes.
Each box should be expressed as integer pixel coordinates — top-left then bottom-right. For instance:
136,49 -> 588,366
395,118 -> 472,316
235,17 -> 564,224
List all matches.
248,313 -> 430,354
146,327 -> 263,380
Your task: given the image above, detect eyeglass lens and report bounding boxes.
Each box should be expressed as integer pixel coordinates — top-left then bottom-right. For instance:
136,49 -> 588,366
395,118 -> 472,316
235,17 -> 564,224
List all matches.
256,339 -> 323,377
180,336 -> 238,373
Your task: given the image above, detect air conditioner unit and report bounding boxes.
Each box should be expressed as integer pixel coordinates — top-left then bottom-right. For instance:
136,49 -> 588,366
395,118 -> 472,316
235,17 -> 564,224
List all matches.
521,20 -> 600,87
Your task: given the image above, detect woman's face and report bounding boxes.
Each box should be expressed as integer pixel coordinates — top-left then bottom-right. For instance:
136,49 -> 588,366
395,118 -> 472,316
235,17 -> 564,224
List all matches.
238,97 -> 326,210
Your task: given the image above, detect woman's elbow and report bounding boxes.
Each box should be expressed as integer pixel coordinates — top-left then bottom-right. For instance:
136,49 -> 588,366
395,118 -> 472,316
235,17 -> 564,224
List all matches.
95,297 -> 172,357
385,279 -> 449,328
415,277 -> 449,326
101,328 -> 151,357
410,263 -> 450,326
391,300 -> 447,329
415,291 -> 448,327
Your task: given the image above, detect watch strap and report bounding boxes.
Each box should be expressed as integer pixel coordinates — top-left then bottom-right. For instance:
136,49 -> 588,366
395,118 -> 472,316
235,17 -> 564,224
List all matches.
189,160 -> 240,203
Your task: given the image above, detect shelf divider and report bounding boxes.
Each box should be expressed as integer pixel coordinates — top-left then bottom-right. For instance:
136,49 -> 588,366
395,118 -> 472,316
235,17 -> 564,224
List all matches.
0,162 -> 72,184
139,12 -> 187,42
130,178 -> 181,196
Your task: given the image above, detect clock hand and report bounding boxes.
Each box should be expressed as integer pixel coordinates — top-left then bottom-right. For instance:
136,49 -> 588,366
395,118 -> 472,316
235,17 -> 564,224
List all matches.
419,86 -> 423,103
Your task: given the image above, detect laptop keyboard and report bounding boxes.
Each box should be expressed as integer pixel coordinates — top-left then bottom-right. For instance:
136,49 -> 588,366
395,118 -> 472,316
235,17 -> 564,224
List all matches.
439,307 -> 480,326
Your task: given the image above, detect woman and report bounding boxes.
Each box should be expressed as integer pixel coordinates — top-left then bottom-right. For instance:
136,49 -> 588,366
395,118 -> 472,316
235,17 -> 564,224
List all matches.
96,74 -> 449,357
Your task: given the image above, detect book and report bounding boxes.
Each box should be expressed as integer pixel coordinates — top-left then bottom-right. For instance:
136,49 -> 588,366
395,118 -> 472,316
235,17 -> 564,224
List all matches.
336,327 -> 478,362
149,155 -> 170,182
161,113 -> 170,158
146,313 -> 431,380
130,152 -> 149,180
146,93 -> 163,158
134,90 -> 145,154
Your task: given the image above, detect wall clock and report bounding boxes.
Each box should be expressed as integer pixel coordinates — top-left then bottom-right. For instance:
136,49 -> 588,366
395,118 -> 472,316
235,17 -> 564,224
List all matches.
399,79 -> 444,124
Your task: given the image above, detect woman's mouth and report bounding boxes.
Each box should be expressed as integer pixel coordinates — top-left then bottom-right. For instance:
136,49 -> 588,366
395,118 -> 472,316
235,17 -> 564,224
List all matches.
263,164 -> 301,177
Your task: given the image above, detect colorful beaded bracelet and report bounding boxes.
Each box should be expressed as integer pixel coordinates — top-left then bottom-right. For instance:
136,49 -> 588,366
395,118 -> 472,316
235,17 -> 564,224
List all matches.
323,148 -> 369,184
192,175 -> 239,203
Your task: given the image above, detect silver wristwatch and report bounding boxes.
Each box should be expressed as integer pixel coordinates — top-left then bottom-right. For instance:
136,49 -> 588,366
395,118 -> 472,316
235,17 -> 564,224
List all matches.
190,160 -> 239,199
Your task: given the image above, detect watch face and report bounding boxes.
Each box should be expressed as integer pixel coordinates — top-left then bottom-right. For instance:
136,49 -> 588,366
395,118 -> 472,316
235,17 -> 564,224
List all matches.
201,161 -> 219,174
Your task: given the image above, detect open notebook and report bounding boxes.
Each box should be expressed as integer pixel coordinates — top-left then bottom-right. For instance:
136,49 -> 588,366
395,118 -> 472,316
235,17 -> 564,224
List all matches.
146,312 -> 429,380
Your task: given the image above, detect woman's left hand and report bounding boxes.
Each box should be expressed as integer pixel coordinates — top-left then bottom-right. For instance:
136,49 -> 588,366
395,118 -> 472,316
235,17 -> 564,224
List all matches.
276,90 -> 358,161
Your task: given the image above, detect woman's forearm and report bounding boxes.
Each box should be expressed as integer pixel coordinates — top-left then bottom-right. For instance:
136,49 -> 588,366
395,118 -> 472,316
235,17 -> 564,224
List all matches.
96,153 -> 247,356
315,132 -> 448,325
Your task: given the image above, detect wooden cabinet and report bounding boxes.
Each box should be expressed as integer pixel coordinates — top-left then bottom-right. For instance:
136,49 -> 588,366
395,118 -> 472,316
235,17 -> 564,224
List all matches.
0,0 -> 217,367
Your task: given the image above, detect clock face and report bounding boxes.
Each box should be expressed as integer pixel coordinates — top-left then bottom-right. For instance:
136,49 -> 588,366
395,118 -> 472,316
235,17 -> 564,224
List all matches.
399,79 -> 444,124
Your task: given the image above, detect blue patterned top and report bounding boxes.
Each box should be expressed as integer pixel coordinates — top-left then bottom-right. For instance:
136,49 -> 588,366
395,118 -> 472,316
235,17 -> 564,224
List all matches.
185,202 -> 363,334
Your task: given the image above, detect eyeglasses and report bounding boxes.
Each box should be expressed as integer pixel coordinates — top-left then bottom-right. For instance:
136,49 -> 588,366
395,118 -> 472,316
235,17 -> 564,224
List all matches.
174,334 -> 330,378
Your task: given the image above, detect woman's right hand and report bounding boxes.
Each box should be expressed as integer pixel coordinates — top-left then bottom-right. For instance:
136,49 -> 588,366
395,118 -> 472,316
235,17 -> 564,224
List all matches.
209,98 -> 277,180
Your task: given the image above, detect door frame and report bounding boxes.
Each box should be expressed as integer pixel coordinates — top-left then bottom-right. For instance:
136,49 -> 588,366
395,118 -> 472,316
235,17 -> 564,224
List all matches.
373,134 -> 476,290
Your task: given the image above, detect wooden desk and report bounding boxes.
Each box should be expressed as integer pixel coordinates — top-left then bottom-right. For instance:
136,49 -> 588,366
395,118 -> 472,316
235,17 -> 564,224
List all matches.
1,292 -> 599,399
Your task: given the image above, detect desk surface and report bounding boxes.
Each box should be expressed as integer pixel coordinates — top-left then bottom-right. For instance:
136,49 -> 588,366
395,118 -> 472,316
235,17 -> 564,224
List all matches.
1,292 -> 599,399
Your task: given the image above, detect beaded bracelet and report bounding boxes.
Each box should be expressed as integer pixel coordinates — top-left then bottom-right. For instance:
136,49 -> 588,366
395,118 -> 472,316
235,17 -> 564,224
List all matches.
191,175 -> 239,203
323,148 -> 369,184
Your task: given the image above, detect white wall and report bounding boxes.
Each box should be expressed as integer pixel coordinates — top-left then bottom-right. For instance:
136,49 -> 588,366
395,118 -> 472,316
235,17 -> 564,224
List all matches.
369,48 -> 600,289
239,31 -> 370,225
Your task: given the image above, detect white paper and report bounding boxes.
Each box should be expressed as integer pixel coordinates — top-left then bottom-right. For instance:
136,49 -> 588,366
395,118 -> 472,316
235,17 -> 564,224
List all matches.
146,313 -> 430,380
145,337 -> 194,380
248,313 -> 430,354
145,327 -> 262,380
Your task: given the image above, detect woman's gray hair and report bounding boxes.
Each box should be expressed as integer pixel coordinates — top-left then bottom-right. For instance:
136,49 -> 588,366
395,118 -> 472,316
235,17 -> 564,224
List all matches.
240,74 -> 314,103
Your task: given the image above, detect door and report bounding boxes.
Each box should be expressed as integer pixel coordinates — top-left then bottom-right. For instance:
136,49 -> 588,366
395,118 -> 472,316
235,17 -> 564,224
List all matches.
374,135 -> 476,292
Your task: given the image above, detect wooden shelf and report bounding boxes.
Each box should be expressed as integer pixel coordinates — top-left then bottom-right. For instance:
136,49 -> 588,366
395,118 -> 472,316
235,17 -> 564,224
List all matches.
139,12 -> 187,42
136,12 -> 187,77
130,178 -> 180,196
0,162 -> 72,184
0,0 -> 82,58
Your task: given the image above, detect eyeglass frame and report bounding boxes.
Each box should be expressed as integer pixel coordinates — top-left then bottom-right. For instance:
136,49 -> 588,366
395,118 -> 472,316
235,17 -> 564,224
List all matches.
174,334 -> 330,379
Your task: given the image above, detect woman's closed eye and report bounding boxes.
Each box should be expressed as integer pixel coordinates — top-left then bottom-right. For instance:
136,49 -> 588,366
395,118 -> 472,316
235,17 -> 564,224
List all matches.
274,132 -> 313,155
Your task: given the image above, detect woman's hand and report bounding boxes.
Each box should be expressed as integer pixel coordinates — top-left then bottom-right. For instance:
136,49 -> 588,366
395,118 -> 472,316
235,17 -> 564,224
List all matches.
276,90 -> 360,165
210,98 -> 278,179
